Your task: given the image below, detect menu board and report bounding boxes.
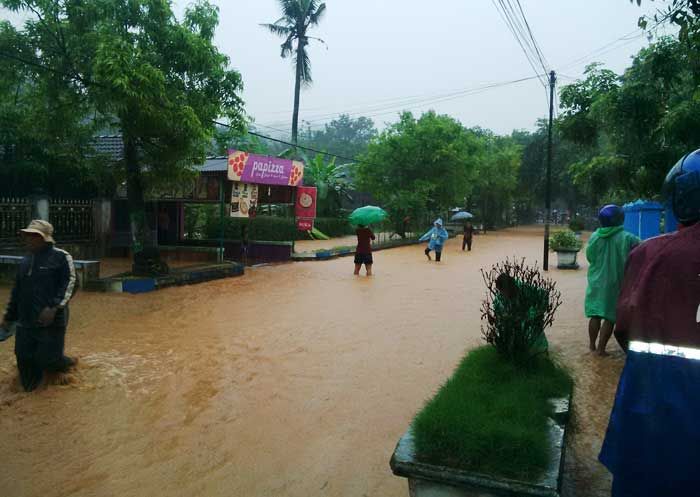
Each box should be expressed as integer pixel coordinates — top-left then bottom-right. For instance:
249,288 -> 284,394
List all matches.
230,182 -> 258,218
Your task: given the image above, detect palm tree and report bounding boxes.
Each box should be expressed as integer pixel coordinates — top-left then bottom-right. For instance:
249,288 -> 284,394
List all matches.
262,0 -> 326,144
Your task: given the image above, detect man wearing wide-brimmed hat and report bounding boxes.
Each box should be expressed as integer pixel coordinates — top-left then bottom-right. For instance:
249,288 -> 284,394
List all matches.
1,220 -> 77,391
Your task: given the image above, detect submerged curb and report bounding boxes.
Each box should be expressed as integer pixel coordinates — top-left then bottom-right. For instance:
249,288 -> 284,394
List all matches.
85,262 -> 245,294
291,238 -> 425,261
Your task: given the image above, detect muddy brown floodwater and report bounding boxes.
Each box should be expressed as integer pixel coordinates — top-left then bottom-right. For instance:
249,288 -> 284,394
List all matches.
0,227 -> 623,497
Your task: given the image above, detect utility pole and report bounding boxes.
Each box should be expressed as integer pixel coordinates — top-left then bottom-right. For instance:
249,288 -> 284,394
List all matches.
543,70 -> 556,271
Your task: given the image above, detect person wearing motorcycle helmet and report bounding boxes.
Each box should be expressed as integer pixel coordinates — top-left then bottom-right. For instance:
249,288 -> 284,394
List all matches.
585,204 -> 639,356
599,150 -> 700,496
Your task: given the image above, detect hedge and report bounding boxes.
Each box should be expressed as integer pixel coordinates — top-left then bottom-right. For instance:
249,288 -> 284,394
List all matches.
205,215 -> 354,241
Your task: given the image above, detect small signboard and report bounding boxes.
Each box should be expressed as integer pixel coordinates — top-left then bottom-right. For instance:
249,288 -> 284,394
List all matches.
295,186 -> 317,219
297,218 -> 314,231
230,182 -> 258,218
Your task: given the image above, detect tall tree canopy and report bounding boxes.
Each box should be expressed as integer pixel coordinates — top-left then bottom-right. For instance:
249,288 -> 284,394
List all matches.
356,111 -> 481,227
262,0 -> 326,144
0,19 -> 103,197
301,114 -> 377,159
1,0 -> 245,273
559,37 -> 700,203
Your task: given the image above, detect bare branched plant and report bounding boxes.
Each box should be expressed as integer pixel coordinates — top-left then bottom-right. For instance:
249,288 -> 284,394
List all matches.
480,258 -> 562,365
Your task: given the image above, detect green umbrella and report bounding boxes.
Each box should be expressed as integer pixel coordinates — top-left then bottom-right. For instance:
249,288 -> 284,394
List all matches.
349,205 -> 388,226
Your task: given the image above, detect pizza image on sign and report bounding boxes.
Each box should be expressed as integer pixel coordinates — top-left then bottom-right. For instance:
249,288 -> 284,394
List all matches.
299,192 -> 313,208
295,186 -> 317,219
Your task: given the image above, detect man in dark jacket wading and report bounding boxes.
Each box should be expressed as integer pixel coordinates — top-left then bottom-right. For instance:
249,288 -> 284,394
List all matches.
1,220 -> 77,391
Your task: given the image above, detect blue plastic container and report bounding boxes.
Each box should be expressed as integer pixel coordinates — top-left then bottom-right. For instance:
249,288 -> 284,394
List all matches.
622,200 -> 664,240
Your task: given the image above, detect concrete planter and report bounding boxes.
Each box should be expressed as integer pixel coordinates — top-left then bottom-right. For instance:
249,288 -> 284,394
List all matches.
390,397 -> 571,497
554,249 -> 580,270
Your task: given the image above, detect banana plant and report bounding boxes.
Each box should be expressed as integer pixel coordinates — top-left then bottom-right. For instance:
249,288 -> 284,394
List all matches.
301,152 -> 354,216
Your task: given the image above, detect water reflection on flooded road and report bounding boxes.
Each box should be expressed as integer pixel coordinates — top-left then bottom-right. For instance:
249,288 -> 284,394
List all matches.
0,227 -> 621,497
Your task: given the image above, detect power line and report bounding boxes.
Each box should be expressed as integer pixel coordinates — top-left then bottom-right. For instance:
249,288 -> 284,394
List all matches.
321,76 -> 542,122
514,0 -> 550,72
261,75 -> 544,129
558,31 -> 646,72
213,121 -> 367,164
0,49 -> 546,169
491,0 -> 548,87
263,77 -> 539,126
556,12 -> 674,73
0,49 -> 372,166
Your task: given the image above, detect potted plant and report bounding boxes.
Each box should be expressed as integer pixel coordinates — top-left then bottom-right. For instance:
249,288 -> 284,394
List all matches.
550,230 -> 582,270
390,259 -> 573,497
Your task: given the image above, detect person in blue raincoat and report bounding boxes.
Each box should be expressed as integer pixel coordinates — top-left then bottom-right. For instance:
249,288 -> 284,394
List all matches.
419,218 -> 449,262
599,150 -> 700,496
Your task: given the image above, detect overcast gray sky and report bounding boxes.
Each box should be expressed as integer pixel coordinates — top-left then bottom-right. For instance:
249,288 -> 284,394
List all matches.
3,1 -> 673,136
170,0 -> 670,137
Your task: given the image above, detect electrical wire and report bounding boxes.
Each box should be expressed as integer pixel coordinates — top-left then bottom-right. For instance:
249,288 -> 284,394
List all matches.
261,75 -> 544,129
556,12 -> 673,73
514,0 -> 550,72
491,0 -> 548,87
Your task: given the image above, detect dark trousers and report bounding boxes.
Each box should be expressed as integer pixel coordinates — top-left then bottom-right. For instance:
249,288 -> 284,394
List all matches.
425,248 -> 442,262
462,236 -> 472,251
14,326 -> 73,392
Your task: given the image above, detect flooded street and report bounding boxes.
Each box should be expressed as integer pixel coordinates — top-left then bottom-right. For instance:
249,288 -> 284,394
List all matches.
0,227 -> 622,497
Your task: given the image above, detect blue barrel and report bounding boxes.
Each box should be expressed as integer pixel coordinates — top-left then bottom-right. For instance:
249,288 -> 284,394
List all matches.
623,200 -> 664,240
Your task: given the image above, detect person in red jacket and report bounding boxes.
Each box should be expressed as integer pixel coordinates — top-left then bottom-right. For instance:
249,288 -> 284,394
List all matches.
354,225 -> 375,276
599,150 -> 700,496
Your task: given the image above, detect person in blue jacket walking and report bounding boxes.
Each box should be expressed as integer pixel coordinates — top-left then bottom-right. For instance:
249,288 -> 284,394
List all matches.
419,218 -> 449,262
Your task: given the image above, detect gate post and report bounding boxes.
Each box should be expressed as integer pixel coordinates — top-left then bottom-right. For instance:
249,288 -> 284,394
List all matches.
93,198 -> 112,257
30,194 -> 50,221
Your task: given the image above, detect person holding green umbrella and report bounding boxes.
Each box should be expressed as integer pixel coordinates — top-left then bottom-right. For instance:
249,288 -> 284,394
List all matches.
354,224 -> 376,276
349,206 -> 387,276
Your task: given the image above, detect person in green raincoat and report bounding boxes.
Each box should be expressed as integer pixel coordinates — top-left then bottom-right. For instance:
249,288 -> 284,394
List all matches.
585,205 -> 640,356
494,273 -> 550,356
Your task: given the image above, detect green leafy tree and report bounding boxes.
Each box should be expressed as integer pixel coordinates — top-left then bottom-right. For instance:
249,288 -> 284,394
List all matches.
301,153 -> 353,216
559,38 -> 699,201
471,132 -> 521,229
2,0 -> 245,274
356,111 -> 481,228
559,63 -> 619,147
302,114 -> 377,159
262,0 -> 326,144
0,20 -> 107,197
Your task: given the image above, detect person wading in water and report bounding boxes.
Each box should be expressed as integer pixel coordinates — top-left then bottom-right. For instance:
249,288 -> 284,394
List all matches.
462,221 -> 474,251
584,205 -> 639,356
354,224 -> 375,276
1,220 -> 77,391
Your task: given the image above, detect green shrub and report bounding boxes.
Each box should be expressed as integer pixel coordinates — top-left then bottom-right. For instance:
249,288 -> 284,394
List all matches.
412,346 -> 573,480
568,216 -> 585,232
204,215 -> 354,241
549,230 -> 582,251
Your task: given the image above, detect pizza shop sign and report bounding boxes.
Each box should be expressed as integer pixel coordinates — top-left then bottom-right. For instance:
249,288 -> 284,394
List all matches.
228,149 -> 304,186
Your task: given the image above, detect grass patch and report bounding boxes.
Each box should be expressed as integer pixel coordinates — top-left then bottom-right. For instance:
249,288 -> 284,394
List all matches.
412,346 -> 573,481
